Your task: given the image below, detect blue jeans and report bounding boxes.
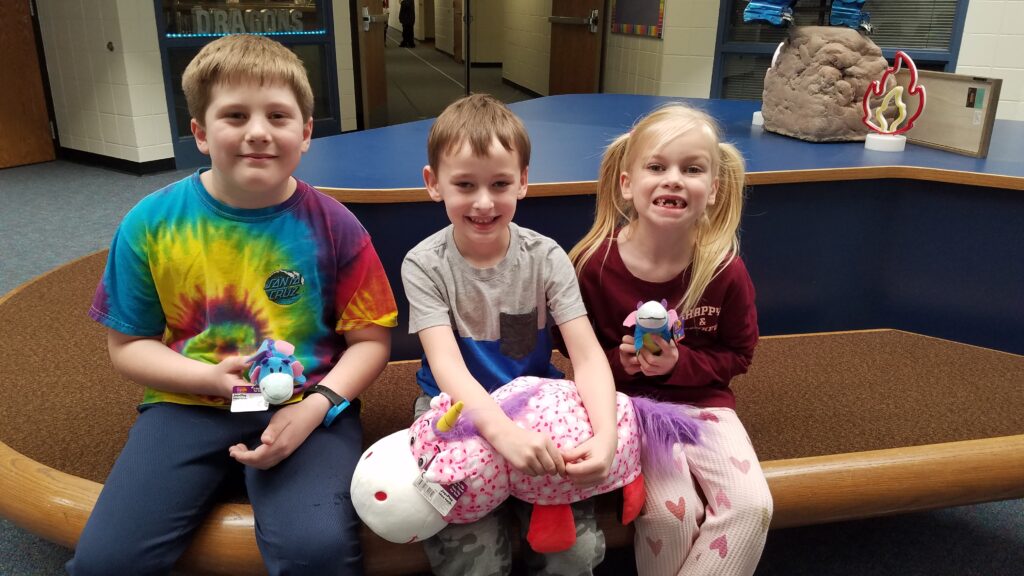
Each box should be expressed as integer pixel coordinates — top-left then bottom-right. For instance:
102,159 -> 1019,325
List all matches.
67,401 -> 364,576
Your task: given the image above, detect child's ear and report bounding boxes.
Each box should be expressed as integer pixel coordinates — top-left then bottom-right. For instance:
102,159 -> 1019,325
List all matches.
708,175 -> 719,206
423,165 -> 442,202
517,166 -> 529,199
301,117 -> 313,152
619,171 -> 633,200
191,118 -> 210,156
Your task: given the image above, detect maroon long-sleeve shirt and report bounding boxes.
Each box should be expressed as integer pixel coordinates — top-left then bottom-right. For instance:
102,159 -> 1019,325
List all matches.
576,238 -> 758,409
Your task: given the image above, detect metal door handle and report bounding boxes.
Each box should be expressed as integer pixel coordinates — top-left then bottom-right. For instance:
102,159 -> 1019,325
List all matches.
362,7 -> 387,31
548,9 -> 599,33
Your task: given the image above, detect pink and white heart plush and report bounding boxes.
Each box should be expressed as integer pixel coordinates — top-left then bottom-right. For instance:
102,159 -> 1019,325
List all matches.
410,376 -> 643,524
351,376 -> 702,550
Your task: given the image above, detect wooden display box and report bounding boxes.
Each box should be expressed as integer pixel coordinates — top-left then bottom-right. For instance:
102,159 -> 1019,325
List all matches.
896,69 -> 1002,158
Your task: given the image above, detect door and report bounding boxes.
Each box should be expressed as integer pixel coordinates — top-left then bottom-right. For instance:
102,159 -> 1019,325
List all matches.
357,0 -> 389,128
548,0 -> 604,94
453,0 -> 463,63
0,0 -> 55,168
420,0 -> 435,39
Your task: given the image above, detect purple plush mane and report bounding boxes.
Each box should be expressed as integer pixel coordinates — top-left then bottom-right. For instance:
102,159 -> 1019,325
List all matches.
631,396 -> 702,477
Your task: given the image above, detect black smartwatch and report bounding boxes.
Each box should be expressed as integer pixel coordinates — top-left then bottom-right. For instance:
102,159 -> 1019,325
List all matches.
302,384 -> 351,427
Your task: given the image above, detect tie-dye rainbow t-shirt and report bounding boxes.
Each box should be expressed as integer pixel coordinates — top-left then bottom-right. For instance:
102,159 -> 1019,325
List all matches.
89,170 -> 398,407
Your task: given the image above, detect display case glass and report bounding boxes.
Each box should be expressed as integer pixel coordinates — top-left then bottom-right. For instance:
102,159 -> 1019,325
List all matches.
155,1 -> 338,167
161,1 -> 326,36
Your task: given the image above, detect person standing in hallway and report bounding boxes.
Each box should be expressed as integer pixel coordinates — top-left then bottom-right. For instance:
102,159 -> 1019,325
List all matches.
399,0 -> 416,47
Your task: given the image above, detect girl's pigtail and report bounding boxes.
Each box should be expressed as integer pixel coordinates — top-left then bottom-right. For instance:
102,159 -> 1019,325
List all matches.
680,141 -> 746,313
569,133 -> 632,275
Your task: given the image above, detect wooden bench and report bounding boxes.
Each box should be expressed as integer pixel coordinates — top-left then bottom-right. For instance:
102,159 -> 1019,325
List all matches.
2,252 -> 1022,575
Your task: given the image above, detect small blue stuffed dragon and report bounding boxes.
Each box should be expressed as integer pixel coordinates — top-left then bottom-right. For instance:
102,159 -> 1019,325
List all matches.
247,339 -> 307,405
623,300 -> 684,355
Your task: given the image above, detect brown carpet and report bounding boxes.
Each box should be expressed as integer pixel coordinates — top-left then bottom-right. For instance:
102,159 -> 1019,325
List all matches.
1,251 -> 1022,485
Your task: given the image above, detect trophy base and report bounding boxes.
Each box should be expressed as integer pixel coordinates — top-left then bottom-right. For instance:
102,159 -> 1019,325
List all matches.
864,133 -> 907,152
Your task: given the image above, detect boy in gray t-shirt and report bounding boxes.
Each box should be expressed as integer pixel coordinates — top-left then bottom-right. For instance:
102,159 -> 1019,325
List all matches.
400,94 -> 618,575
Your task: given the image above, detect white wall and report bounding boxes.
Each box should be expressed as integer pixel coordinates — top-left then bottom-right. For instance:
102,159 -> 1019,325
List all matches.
471,0 -> 504,64
502,0 -> 551,95
956,0 -> 1024,121
388,1 -> 401,30
603,0 -> 719,98
415,0 -> 434,40
435,0 -> 454,55
37,0 -> 172,163
333,1 -> 357,131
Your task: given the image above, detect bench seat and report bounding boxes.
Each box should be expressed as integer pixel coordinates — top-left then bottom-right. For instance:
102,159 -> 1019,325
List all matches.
2,252 -> 1022,575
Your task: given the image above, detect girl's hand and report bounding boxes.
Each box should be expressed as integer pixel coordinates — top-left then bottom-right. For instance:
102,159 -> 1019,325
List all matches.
228,400 -> 323,469
489,421 -> 566,477
208,355 -> 252,398
618,335 -> 642,375
561,431 -> 617,488
636,335 -> 679,376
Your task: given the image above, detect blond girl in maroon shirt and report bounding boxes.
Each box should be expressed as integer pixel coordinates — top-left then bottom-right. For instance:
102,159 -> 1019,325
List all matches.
569,104 -> 773,575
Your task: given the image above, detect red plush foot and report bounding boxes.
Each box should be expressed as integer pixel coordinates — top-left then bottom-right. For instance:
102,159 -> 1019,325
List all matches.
526,504 -> 576,553
621,473 -> 646,525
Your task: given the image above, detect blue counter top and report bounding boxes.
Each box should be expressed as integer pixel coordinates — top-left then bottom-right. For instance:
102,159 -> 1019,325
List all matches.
296,94 -> 1024,194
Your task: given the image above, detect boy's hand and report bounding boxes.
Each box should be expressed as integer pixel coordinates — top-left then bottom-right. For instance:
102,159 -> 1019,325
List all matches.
561,431 -> 617,488
208,355 -> 252,398
618,335 -> 642,375
636,335 -> 679,376
489,421 -> 566,477
228,400 -> 322,470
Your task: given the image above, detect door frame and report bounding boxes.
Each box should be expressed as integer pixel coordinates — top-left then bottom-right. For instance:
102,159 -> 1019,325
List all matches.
1,0 -> 57,168
352,0 -> 389,129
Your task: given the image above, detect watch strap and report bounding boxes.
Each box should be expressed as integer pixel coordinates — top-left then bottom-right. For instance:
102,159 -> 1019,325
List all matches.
302,384 -> 351,427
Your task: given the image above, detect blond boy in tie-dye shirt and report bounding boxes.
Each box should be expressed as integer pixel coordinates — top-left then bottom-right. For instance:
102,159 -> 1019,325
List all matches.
70,35 -> 396,576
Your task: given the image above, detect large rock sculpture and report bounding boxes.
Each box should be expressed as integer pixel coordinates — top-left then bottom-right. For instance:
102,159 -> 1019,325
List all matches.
762,26 -> 890,142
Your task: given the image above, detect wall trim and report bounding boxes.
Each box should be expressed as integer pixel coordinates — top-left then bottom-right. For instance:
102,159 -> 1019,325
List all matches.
501,77 -> 542,99
58,147 -> 177,176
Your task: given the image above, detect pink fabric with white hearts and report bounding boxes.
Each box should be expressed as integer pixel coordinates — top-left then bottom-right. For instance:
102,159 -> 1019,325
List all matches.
409,376 -> 642,524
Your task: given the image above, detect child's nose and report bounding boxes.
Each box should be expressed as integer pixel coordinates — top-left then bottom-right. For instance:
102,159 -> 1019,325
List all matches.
246,118 -> 271,142
473,190 -> 495,209
663,167 -> 684,188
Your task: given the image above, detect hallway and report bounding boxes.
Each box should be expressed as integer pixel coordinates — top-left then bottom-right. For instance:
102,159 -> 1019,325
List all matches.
383,27 -> 535,125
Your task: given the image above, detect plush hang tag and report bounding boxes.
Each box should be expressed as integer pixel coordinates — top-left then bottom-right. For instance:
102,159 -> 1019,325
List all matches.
413,473 -> 467,516
230,385 -> 270,413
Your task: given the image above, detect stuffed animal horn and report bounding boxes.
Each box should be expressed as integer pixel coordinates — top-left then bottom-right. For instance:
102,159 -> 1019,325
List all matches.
435,401 -> 463,432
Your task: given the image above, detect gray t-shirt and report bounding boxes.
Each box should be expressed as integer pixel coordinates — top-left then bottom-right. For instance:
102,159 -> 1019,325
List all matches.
402,223 -> 587,395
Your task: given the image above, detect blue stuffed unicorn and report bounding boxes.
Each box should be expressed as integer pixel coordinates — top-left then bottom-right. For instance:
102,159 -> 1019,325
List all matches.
623,300 -> 684,355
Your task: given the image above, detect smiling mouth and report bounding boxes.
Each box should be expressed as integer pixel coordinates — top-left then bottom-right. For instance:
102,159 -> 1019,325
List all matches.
467,215 -> 499,225
654,197 -> 687,208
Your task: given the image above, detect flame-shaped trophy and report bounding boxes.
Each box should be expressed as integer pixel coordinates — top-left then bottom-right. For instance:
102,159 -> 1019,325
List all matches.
862,51 -> 926,152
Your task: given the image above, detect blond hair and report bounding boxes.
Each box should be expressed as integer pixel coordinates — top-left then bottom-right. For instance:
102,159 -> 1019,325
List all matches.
182,34 -> 314,124
427,94 -> 531,172
568,104 -> 746,314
